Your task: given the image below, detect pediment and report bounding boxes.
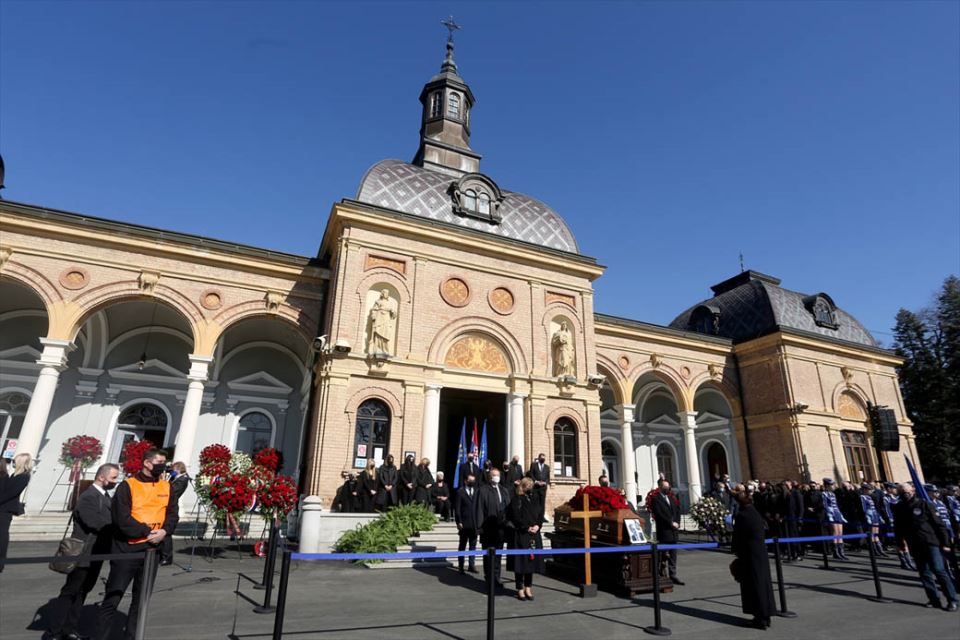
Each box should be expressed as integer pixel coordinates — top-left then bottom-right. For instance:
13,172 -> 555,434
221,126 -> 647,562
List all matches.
0,345 -> 42,363
226,371 -> 292,394
648,413 -> 680,427
109,359 -> 186,381
696,411 -> 730,425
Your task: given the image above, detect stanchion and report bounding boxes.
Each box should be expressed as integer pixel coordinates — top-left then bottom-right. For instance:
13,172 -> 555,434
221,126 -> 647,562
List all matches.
866,536 -> 892,603
643,543 -> 671,636
772,537 -> 797,618
819,536 -> 834,570
134,547 -> 159,640
486,547 -> 496,640
271,550 -> 292,640
255,520 -> 279,590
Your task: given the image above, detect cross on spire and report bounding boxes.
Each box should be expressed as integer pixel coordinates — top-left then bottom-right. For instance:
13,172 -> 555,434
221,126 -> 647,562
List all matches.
441,15 -> 461,43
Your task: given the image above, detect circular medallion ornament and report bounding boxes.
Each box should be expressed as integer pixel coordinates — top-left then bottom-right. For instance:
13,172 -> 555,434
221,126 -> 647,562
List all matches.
200,289 -> 223,310
488,287 -> 515,315
440,277 -> 470,307
618,355 -> 630,371
59,267 -> 89,290
680,366 -> 692,380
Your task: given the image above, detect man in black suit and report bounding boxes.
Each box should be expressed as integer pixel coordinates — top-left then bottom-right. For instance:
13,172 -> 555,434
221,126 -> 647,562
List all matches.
458,453 -> 480,492
650,479 -> 684,585
44,463 -> 119,640
528,453 -> 550,514
454,473 -> 480,574
506,455 -> 524,489
475,467 -> 512,586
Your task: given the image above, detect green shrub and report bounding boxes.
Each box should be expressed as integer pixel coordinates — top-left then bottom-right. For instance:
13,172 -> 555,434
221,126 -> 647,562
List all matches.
334,503 -> 437,563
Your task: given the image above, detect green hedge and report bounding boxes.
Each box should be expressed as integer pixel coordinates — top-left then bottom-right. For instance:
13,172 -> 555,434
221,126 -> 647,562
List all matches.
334,503 -> 436,562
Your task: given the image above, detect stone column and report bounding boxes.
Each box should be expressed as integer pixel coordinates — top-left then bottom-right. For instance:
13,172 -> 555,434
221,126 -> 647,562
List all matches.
420,384 -> 442,467
175,355 -> 213,473
680,411 -> 702,502
508,392 -> 527,462
617,405 -> 639,503
16,338 -> 75,460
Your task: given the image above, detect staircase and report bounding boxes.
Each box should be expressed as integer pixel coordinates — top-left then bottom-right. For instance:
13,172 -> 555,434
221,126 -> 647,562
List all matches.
10,511 -> 72,542
365,519 -> 555,570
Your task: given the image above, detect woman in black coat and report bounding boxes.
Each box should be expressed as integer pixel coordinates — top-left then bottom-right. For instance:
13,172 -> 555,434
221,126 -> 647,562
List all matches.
0,453 -> 33,573
399,455 -> 418,505
357,460 -> 378,513
376,454 -> 399,511
415,458 -> 434,506
508,477 -> 544,601
731,489 -> 776,629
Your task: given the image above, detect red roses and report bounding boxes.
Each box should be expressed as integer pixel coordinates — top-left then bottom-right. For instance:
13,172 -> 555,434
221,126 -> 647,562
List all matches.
209,472 -> 257,515
59,435 -> 103,469
120,440 -> 157,475
257,475 -> 298,521
252,447 -> 280,472
199,443 -> 232,468
568,485 -> 629,513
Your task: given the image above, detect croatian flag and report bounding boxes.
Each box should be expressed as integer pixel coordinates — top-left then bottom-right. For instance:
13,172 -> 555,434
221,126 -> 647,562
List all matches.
905,454 -> 930,503
479,419 -> 489,470
470,418 -> 479,460
453,419 -> 467,489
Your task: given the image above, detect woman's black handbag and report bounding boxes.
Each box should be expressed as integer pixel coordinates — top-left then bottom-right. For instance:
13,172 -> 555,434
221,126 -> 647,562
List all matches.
49,514 -> 84,574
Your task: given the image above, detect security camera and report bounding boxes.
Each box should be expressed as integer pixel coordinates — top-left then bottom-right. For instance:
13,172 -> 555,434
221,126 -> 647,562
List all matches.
312,335 -> 328,352
333,339 -> 351,355
587,373 -> 606,386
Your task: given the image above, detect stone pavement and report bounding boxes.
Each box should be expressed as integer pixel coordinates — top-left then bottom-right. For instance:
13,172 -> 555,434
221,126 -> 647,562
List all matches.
1,540 -> 958,639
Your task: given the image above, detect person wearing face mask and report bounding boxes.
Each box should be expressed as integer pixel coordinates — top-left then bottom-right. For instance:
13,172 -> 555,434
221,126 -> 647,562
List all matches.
528,453 -> 550,516
96,448 -> 179,640
44,463 -> 119,640
376,454 -> 399,511
399,454 -> 418,505
458,453 -> 480,492
475,467 -> 512,587
506,455 -> 524,488
454,473 -> 480,574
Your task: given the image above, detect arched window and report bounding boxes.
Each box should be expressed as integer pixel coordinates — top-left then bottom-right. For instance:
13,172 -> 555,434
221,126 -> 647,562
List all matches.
236,411 -> 274,455
463,189 -> 477,212
656,443 -> 675,485
477,192 -> 490,215
601,440 -> 619,487
841,430 -> 876,482
447,92 -> 461,119
354,399 -> 391,467
705,442 -> 729,482
430,92 -> 442,118
0,391 -> 30,454
553,418 -> 578,477
118,402 -> 168,446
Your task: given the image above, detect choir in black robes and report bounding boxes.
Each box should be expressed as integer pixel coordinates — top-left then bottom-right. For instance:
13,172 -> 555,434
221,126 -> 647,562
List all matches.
399,456 -> 418,505
357,467 -> 378,513
415,462 -> 435,506
731,502 -> 776,627
376,457 -> 399,510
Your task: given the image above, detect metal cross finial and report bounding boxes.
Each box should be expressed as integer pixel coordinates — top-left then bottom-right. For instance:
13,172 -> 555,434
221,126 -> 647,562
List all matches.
441,15 -> 461,43
739,252 -> 745,272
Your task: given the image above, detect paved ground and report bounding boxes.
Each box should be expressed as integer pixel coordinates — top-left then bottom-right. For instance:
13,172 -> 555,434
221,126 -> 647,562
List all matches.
1,538 -> 958,639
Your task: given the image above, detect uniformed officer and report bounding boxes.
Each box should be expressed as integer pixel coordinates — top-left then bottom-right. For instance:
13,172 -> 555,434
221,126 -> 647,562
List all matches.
860,483 -> 885,556
883,482 -> 915,569
821,478 -> 848,560
944,486 -> 960,541
927,484 -> 957,581
893,482 -> 957,611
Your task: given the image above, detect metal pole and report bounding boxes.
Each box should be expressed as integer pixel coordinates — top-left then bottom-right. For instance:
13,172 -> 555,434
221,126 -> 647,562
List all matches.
820,534 -> 833,570
254,522 -> 280,612
866,533 -> 892,603
255,521 -> 278,590
643,543 -> 671,636
486,547 -> 496,640
271,550 -> 292,640
772,537 -> 797,618
134,547 -> 159,640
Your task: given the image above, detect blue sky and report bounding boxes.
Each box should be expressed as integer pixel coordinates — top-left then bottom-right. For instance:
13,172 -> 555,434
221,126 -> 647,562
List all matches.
2,1 -> 957,343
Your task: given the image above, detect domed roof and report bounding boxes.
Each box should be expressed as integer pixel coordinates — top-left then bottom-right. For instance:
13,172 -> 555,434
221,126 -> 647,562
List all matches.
669,271 -> 878,347
356,159 -> 579,254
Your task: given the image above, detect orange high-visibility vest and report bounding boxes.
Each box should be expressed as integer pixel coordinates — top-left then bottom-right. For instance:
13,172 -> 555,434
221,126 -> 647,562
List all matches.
126,477 -> 170,544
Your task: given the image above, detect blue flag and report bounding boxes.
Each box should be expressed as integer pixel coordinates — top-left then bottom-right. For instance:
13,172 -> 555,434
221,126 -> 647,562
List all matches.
905,454 -> 930,502
479,419 -> 489,470
453,418 -> 467,488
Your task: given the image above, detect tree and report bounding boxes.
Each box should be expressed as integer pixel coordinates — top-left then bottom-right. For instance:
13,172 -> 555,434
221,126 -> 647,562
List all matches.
893,276 -> 960,483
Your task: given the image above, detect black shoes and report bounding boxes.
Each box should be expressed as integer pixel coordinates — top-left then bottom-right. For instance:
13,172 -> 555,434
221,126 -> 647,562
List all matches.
924,600 -> 941,609
670,577 -> 685,585
945,602 -> 958,612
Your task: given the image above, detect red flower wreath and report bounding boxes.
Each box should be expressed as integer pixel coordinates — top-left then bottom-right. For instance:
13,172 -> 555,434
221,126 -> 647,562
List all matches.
568,485 -> 629,514
252,447 -> 280,473
59,435 -> 103,469
209,472 -> 256,518
120,440 -> 157,476
199,443 -> 232,468
257,475 -> 298,521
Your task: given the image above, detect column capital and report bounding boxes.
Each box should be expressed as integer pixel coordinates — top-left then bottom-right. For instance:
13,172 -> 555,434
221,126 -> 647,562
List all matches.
509,391 -> 528,401
37,338 -> 76,370
187,354 -> 214,382
678,411 -> 698,428
616,404 -> 634,424
425,383 -> 443,393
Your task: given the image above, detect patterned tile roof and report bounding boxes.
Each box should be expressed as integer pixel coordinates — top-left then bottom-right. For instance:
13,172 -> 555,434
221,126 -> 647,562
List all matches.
356,159 -> 579,254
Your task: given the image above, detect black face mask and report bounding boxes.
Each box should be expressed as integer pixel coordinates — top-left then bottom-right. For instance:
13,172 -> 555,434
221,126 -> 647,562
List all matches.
103,482 -> 117,491
466,480 -> 475,487
538,458 -> 545,463
150,463 -> 167,478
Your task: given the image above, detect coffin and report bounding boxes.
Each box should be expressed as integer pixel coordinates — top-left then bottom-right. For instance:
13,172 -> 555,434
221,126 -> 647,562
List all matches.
554,506 -> 642,545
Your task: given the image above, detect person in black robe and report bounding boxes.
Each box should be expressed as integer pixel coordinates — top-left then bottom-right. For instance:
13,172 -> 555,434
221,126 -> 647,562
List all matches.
430,471 -> 451,521
338,472 -> 360,513
357,460 -> 378,513
506,455 -> 524,489
376,454 -> 399,511
509,477 -> 544,600
415,458 -> 435,506
731,489 -> 776,629
475,468 -> 512,586
399,455 -> 418,505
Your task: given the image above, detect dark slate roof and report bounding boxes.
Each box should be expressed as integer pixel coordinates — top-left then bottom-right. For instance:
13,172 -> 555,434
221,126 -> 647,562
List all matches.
356,159 -> 579,254
669,271 -> 878,347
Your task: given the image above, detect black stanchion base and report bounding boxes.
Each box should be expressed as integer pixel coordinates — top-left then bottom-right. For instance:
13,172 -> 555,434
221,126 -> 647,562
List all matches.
253,605 -> 276,614
579,583 -> 598,598
253,583 -> 267,591
775,611 -> 798,618
867,597 -> 893,604
643,626 -> 672,636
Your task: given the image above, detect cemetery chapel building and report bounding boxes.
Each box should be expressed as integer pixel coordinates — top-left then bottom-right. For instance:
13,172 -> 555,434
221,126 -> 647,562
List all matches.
0,36 -> 920,514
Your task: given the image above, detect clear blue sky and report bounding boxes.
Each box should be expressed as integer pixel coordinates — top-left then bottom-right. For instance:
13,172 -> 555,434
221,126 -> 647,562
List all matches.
2,1 -> 958,344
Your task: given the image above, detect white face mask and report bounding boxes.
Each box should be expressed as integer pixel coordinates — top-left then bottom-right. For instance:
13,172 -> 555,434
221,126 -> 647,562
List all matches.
490,475 -> 500,484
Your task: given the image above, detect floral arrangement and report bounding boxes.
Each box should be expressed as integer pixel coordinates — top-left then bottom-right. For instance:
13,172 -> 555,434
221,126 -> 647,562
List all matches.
208,472 -> 258,518
120,440 -> 157,476
253,447 -> 280,473
228,451 -> 253,474
645,487 -> 680,512
689,496 -> 730,533
59,435 -> 103,469
567,485 -> 629,514
199,443 -> 231,467
257,475 -> 298,521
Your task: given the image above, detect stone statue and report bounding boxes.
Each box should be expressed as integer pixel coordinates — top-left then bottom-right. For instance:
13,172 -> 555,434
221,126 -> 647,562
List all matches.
367,289 -> 397,354
551,321 -> 575,377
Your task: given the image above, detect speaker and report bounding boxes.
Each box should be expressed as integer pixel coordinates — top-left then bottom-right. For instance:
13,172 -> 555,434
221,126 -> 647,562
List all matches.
869,405 -> 900,451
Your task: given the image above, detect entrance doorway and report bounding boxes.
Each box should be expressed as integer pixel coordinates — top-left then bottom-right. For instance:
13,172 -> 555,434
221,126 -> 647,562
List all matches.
704,442 -> 729,483
108,402 -> 170,462
437,388 -> 507,480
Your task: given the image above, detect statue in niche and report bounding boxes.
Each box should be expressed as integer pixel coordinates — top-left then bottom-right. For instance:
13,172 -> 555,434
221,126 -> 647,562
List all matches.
367,289 -> 397,355
551,321 -> 576,377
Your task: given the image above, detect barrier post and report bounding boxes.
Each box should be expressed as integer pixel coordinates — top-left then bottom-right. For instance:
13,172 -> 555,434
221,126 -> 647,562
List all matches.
486,547 -> 496,640
819,536 -> 834,571
866,535 -> 892,603
643,543 -> 671,636
772,537 -> 797,618
134,547 -> 159,640
255,520 -> 279,590
271,550 -> 292,640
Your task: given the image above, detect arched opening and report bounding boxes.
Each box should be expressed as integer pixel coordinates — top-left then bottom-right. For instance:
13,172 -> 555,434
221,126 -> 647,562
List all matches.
656,442 -> 676,485
704,442 -> 729,483
0,390 -> 31,456
553,417 -> 578,478
235,409 -> 275,455
601,439 -> 619,487
353,399 -> 391,467
108,400 -> 170,462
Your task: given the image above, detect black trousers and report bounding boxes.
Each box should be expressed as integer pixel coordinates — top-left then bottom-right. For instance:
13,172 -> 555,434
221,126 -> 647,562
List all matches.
434,500 -> 451,520
96,552 -> 155,640
0,512 -> 11,572
458,528 -> 477,570
51,561 -> 103,635
481,531 -> 505,584
659,548 -> 678,578
515,572 -> 533,589
784,519 -> 801,558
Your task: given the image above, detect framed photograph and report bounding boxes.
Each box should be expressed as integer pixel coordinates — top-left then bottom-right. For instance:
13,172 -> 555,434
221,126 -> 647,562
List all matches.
404,450 -> 416,461
356,444 -> 367,457
353,457 -> 366,469
625,518 -> 646,544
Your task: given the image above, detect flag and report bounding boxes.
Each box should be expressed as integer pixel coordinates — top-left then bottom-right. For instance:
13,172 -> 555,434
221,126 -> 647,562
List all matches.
453,419 -> 467,489
479,419 -> 489,470
470,418 -> 479,460
904,454 -> 930,502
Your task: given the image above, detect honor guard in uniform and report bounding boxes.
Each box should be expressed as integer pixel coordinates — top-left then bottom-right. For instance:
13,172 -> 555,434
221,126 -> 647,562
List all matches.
821,478 -> 849,560
860,483 -> 886,556
944,486 -> 960,542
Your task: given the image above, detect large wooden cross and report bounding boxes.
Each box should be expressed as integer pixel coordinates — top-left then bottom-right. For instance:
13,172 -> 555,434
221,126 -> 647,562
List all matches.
570,493 -> 603,587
